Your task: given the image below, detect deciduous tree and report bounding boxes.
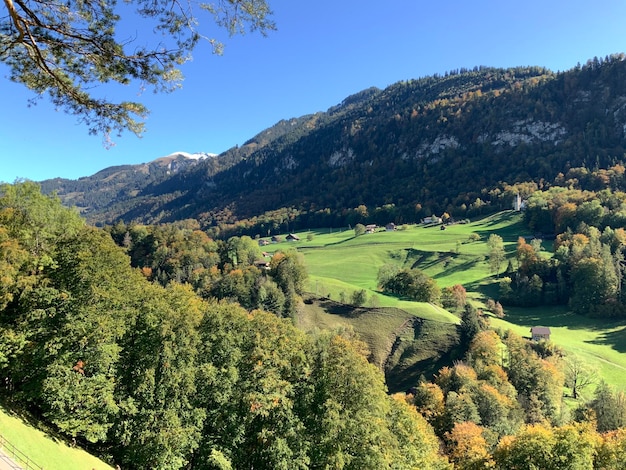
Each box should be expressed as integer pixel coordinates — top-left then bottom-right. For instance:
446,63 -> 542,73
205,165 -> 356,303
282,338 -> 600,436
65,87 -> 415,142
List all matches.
460,304 -> 482,348
564,354 -> 597,399
441,284 -> 467,311
596,428 -> 626,469
467,330 -> 504,372
113,283 -> 206,469
445,421 -> 493,470
350,288 -> 368,306
493,424 -> 556,469
487,234 -> 506,277
354,223 -> 366,237
588,381 -> 626,432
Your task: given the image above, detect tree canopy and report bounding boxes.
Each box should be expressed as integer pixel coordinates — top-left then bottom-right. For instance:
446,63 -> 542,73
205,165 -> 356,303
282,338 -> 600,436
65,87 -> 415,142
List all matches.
1,0 -> 274,137
0,182 -> 452,469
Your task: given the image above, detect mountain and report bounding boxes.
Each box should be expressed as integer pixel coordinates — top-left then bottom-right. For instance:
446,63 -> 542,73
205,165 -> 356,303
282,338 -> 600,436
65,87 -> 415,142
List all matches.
40,114 -> 322,223
39,152 -> 209,216
42,54 -> 626,234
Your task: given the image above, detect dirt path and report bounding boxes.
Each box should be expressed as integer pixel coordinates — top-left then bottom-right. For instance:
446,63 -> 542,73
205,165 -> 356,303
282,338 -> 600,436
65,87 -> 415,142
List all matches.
0,448 -> 22,470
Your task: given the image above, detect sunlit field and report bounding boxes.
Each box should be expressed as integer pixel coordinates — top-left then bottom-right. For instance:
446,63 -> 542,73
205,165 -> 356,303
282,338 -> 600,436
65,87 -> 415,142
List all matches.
267,211 -> 626,392
0,405 -> 113,470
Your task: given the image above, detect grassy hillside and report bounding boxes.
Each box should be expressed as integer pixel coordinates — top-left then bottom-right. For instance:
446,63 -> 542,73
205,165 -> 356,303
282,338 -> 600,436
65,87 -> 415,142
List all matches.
0,405 -> 113,470
296,296 -> 461,392
284,212 -> 527,391
492,307 -> 626,395
296,211 -> 526,294
283,211 -> 626,393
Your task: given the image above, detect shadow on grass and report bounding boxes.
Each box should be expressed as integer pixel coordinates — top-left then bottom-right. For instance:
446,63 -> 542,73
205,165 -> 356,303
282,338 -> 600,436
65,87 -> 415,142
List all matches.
471,212 -> 532,242
386,320 -> 462,393
296,236 -> 356,251
317,299 -> 358,316
406,249 -> 463,272
500,305 -> 621,329
432,257 -> 482,280
316,297 -> 405,318
586,326 -> 626,353
0,395 -> 66,446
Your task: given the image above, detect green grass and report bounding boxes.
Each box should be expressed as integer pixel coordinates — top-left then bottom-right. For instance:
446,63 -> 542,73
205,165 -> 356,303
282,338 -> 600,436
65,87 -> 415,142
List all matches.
0,405 -> 113,470
280,212 -> 530,319
297,297 -> 414,369
491,306 -> 626,393
282,212 -> 626,394
293,211 -> 529,291
297,296 -> 461,392
385,318 -> 461,392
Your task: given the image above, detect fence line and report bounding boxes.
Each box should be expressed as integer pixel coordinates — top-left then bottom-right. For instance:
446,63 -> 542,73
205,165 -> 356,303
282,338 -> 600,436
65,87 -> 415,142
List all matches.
0,434 -> 44,470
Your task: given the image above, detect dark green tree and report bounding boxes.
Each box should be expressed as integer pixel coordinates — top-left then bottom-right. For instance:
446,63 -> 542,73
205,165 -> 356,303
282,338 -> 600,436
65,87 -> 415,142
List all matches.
441,391 -> 481,434
504,331 -> 564,425
113,283 -> 206,469
569,255 -> 617,315
269,250 -> 307,316
381,268 -> 440,302
39,227 -> 140,443
350,289 -> 368,307
588,381 -> 626,432
194,303 -> 311,469
459,304 -> 482,349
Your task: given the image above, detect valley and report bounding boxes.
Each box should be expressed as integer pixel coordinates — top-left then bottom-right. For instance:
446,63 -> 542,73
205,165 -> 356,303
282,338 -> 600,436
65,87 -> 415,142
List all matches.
275,212 -> 626,393
7,56 -> 626,467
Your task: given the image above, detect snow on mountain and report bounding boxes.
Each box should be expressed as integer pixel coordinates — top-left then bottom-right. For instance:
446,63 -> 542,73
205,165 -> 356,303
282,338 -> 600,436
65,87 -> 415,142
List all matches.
162,151 -> 217,160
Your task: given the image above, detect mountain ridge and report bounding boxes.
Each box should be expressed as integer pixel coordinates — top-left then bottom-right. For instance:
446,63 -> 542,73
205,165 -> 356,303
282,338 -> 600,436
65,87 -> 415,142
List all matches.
41,54 -> 626,235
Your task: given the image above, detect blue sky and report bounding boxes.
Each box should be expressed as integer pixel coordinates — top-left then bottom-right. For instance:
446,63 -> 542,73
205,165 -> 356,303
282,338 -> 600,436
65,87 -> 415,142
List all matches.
2,0 -> 626,182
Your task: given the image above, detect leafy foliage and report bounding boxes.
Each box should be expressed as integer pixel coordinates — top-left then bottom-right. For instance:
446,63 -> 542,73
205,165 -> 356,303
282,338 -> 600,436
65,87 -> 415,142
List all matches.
10,170 -> 626,467
2,0 -> 275,137
380,267 -> 440,302
499,184 -> 626,316
0,182 -> 453,469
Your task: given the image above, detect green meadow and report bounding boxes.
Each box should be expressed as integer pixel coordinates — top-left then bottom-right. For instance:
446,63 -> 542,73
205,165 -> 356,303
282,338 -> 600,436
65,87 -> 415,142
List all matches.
296,211 -> 526,297
492,306 -> 626,394
0,404 -> 113,470
277,211 -> 626,392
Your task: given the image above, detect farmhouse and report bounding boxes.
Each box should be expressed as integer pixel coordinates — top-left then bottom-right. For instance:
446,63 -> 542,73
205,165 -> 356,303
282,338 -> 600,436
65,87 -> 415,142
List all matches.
530,326 -> 551,341
386,223 -> 396,231
254,259 -> 270,270
423,216 -> 442,225
286,233 -> 300,241
365,224 -> 377,234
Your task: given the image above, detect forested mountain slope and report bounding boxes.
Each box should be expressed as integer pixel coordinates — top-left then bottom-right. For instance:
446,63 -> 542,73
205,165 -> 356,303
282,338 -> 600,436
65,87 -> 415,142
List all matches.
43,54 -> 626,232
39,153 -> 209,214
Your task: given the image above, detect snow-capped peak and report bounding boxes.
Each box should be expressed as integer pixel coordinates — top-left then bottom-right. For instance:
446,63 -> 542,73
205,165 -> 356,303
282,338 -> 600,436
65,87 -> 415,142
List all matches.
163,151 -> 217,160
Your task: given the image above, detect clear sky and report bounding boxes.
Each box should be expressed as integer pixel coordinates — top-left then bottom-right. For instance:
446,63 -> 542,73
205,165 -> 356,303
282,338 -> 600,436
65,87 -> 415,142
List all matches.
2,0 -> 626,182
